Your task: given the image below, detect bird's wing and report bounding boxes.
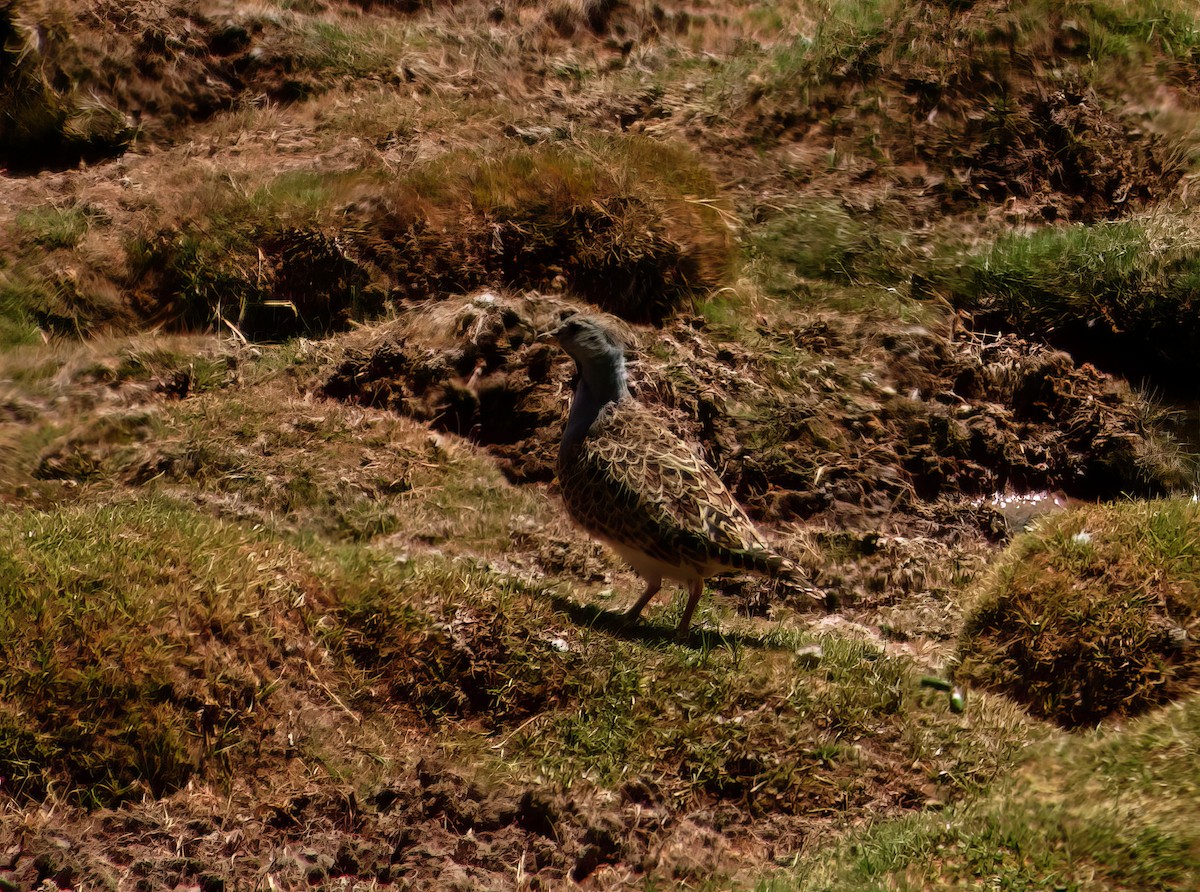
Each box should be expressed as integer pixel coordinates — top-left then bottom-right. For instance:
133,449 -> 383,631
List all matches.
559,400 -> 777,573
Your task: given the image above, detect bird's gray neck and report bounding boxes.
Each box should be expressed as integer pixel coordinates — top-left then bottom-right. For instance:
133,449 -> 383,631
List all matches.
560,359 -> 629,454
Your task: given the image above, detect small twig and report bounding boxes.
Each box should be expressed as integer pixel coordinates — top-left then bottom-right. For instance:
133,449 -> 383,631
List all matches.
490,711 -> 544,753
306,661 -> 360,724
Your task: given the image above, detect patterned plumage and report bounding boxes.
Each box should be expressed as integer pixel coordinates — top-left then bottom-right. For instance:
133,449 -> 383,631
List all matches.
552,316 -> 821,639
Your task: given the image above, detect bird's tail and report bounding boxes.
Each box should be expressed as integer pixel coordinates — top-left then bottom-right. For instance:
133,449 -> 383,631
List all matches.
733,548 -> 827,608
775,556 -> 828,608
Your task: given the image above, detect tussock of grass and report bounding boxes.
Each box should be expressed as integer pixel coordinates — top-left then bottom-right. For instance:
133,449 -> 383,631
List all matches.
726,0 -> 1200,111
956,499 -> 1200,728
12,204 -> 97,250
129,135 -> 730,334
277,14 -> 409,81
705,0 -> 1189,225
951,216 -> 1200,379
359,135 -> 733,322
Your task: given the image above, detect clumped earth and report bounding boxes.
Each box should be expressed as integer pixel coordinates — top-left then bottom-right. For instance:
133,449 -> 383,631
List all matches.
3,0 -> 1200,889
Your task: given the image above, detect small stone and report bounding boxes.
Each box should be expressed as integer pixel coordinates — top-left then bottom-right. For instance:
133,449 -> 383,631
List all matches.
794,643 -> 823,668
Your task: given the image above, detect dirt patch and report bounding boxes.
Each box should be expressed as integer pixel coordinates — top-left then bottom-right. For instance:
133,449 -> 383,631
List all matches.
0,733 -> 946,890
881,329 -> 1188,500
320,294 -> 569,482
634,317 -> 1185,539
934,85 -> 1178,222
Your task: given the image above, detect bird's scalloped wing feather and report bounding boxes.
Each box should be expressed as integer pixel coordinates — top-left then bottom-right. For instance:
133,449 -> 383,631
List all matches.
559,400 -> 773,571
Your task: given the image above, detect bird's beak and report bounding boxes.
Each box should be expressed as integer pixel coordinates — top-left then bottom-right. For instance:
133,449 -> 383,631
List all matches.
537,324 -> 564,344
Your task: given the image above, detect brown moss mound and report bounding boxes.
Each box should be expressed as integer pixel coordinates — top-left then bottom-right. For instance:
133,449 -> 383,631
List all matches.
956,500 -> 1200,728
348,140 -> 732,323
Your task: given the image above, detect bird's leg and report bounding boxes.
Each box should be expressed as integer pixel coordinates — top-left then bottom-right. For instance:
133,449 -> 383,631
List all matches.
624,576 -> 662,622
676,579 -> 705,643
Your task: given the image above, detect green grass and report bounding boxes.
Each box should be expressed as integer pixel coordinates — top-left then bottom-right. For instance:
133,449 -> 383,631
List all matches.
0,278 -> 44,347
779,696 -> 1200,891
282,15 -> 409,80
1085,0 -> 1200,61
13,204 -> 96,249
950,216 -> 1200,378
752,199 -> 921,288
0,489 -> 559,808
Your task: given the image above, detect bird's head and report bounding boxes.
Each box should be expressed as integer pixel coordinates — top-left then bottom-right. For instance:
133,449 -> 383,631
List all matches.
550,315 -> 629,400
552,316 -> 625,368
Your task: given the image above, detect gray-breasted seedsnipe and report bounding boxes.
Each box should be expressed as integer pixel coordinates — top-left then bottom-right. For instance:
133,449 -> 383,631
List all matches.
552,316 -> 823,640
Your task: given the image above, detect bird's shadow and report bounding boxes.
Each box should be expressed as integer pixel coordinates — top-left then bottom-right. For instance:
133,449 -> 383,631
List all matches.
540,589 -> 775,651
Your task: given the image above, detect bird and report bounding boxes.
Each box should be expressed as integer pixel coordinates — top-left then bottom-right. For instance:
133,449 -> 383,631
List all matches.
551,315 -> 823,641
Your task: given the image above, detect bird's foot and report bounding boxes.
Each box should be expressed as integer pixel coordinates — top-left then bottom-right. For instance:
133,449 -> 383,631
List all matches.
615,607 -> 649,634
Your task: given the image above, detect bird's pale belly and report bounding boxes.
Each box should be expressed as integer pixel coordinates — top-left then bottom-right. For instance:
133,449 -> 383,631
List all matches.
605,539 -> 708,584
